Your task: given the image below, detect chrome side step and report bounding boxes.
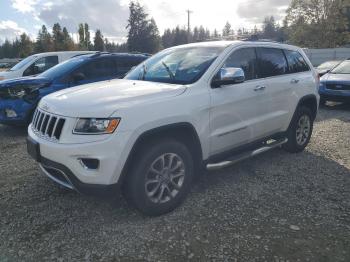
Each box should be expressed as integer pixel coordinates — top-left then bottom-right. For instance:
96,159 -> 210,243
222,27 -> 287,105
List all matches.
207,138 -> 288,171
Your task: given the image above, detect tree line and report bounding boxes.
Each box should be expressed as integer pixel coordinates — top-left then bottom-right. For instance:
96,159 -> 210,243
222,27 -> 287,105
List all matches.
0,0 -> 349,59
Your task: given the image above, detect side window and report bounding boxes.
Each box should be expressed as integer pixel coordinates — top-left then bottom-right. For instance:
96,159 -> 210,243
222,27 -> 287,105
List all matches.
116,58 -> 138,78
23,56 -> 58,76
223,48 -> 258,81
75,58 -> 116,80
284,50 -> 310,73
256,48 -> 288,78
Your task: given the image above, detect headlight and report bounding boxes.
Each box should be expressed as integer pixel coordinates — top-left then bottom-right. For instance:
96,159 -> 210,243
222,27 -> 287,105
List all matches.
8,86 -> 26,98
7,84 -> 42,99
73,118 -> 121,134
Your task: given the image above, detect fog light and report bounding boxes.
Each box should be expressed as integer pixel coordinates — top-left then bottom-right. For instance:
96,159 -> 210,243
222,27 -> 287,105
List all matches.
79,158 -> 99,170
5,109 -> 17,118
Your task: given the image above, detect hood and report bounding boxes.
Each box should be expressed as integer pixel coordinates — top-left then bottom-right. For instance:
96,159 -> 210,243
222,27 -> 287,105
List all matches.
40,79 -> 187,118
0,76 -> 52,88
0,76 -> 52,101
321,73 -> 350,83
0,70 -> 17,81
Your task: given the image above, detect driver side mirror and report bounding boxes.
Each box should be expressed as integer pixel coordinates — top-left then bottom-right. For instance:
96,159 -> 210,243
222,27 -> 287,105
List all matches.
72,72 -> 86,83
211,67 -> 245,88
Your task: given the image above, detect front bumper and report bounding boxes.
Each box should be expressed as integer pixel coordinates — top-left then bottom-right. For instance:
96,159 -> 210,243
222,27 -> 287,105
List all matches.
39,157 -> 120,196
319,84 -> 350,101
27,125 -> 133,190
0,98 -> 35,125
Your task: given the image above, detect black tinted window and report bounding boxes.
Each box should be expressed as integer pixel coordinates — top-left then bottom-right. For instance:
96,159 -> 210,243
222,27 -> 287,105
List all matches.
116,57 -> 141,78
223,48 -> 258,80
257,48 -> 288,78
284,50 -> 310,73
23,55 -> 59,76
76,58 -> 116,80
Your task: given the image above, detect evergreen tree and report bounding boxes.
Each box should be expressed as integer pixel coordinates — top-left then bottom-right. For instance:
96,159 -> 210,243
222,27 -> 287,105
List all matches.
94,29 -> 105,51
78,23 -> 91,50
213,29 -> 219,39
192,27 -> 199,42
18,33 -> 33,58
52,23 -> 64,50
35,25 -> 53,52
62,27 -> 75,50
78,23 -> 85,49
84,23 -> 91,50
126,1 -> 161,53
173,26 -> 188,46
162,29 -> 174,48
223,21 -> 232,36
262,16 -> 277,39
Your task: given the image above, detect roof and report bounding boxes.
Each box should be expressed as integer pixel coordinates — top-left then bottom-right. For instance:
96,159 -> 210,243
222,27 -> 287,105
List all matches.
170,40 -> 301,51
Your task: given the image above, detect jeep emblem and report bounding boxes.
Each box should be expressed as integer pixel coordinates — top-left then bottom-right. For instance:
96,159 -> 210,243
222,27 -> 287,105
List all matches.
42,104 -> 49,111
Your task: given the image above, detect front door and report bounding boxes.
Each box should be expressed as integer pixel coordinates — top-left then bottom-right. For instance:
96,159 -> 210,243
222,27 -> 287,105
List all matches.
209,47 -> 268,155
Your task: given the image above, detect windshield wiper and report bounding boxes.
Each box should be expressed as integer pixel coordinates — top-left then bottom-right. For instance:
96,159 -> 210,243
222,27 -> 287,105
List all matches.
141,63 -> 147,80
161,61 -> 175,80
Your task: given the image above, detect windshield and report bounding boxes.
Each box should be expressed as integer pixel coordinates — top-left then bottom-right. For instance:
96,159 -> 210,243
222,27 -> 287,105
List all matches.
10,55 -> 37,71
318,61 -> 340,70
39,57 -> 86,79
125,46 -> 225,85
330,60 -> 350,74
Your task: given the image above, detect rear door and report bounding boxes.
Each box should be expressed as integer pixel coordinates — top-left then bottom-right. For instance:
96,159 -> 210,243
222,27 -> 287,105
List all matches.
283,49 -> 313,124
209,47 -> 269,155
254,47 -> 292,137
69,57 -> 117,86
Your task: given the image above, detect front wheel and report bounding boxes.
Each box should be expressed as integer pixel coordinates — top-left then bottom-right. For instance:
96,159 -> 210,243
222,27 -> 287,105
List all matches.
123,139 -> 194,216
283,106 -> 314,153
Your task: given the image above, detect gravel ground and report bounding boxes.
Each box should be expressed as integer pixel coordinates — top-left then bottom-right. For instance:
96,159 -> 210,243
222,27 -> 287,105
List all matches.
0,103 -> 349,262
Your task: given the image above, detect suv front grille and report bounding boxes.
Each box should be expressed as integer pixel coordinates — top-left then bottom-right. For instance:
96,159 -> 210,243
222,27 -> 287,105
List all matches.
31,109 -> 66,141
326,83 -> 350,91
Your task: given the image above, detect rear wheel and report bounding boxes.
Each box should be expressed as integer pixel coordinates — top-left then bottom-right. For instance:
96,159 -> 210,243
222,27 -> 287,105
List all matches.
123,139 -> 194,216
283,106 -> 313,153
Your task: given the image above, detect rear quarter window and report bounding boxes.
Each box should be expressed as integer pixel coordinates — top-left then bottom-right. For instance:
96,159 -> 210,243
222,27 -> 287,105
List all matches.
256,47 -> 288,78
284,50 -> 310,73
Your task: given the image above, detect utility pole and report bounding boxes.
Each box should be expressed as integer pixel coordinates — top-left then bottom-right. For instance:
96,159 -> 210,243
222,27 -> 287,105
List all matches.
186,9 -> 193,42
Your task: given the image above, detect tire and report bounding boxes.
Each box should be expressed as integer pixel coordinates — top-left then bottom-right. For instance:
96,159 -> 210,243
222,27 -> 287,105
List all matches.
123,139 -> 195,216
282,106 -> 314,153
319,97 -> 326,106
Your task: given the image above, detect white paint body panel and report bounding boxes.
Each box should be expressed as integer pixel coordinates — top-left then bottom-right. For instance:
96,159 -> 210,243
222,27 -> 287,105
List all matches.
0,51 -> 94,80
28,41 -> 319,185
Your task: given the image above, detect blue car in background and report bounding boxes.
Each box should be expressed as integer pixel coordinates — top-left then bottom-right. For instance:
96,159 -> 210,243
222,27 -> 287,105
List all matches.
0,52 -> 149,125
319,59 -> 350,104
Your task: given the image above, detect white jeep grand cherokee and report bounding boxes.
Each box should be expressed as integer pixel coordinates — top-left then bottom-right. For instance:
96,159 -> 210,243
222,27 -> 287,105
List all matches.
27,41 -> 319,216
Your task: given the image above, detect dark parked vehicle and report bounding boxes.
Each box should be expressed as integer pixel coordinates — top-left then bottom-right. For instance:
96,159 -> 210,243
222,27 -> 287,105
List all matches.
319,59 -> 350,104
0,52 -> 149,125
316,60 -> 342,77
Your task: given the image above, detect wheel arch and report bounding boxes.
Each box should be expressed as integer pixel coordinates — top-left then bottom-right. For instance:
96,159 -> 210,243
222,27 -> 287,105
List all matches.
119,122 -> 204,187
296,94 -> 318,120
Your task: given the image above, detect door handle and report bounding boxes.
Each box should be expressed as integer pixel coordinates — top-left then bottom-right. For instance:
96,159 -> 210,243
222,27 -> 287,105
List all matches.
254,85 -> 266,91
291,79 -> 300,84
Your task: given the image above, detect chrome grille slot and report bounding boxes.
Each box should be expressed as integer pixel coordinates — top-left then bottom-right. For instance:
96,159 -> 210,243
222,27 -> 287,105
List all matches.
31,109 -> 66,142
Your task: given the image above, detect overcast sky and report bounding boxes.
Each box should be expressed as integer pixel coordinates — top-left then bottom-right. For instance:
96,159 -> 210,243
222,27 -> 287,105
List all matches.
0,0 -> 291,43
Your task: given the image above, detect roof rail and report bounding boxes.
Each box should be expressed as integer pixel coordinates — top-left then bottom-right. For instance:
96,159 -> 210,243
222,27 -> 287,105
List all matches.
91,51 -> 110,58
242,35 -> 281,43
